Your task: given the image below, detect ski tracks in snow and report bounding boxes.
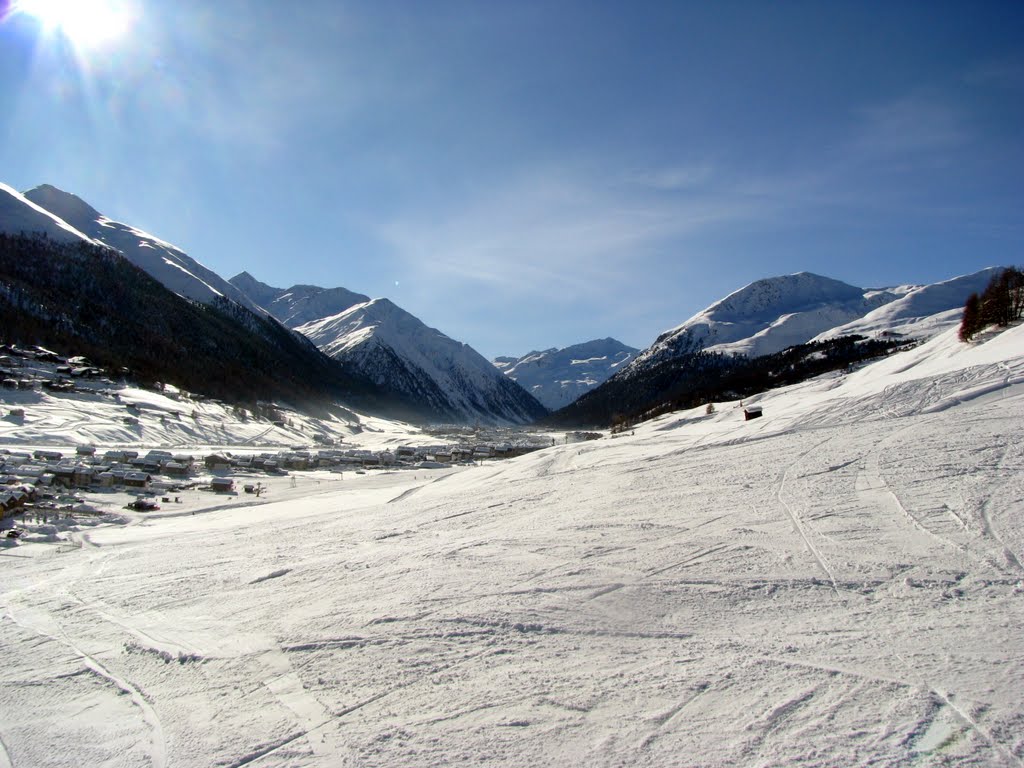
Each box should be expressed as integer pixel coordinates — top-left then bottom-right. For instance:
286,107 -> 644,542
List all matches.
2,604 -> 167,768
776,436 -> 840,594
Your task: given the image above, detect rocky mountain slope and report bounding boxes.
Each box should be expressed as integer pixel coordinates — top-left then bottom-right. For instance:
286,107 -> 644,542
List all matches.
0,183 -> 102,245
229,272 -> 369,328
494,338 -> 638,410
23,184 -> 261,313
294,298 -> 548,425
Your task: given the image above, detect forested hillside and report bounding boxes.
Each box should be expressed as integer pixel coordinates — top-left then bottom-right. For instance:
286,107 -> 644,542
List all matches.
0,233 -> 398,416
545,333 -> 910,429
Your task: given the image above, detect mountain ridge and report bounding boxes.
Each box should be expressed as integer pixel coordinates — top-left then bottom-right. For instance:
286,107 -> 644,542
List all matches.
24,184 -> 262,313
494,338 -> 638,410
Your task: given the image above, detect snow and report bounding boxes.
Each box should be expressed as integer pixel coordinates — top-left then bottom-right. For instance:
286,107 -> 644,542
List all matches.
496,339 -> 639,410
0,183 -> 103,246
617,269 -> 1002,394
814,267 -> 1002,342
297,298 -> 545,424
229,272 -> 370,329
19,185 -> 262,313
2,323 -> 1023,766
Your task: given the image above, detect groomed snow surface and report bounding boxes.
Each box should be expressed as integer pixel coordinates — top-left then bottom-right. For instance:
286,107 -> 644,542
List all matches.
2,325 -> 1023,767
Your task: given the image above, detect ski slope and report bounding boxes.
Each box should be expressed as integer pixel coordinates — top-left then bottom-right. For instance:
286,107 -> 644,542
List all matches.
1,326 -> 1022,766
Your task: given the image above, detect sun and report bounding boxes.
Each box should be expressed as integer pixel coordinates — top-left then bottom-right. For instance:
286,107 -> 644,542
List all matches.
14,0 -> 134,50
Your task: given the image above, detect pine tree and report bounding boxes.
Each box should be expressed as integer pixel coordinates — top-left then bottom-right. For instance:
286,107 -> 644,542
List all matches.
959,292 -> 981,342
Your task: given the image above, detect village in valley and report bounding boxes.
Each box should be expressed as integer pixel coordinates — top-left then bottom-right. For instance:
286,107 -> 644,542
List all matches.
0,342 -> 560,531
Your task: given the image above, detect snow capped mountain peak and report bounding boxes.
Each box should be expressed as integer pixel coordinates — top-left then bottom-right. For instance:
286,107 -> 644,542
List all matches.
496,338 -> 639,410
227,274 -> 546,425
642,272 -> 902,363
292,298 -> 546,424
814,267 -> 1003,342
23,183 -> 103,227
229,272 -> 369,328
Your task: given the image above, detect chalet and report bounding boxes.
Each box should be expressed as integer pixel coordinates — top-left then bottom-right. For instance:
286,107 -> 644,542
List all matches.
72,466 -> 94,487
31,347 -> 61,363
76,445 -> 96,457
124,472 -> 151,489
34,450 -> 63,462
162,461 -> 189,477
743,405 -> 763,421
130,459 -> 161,474
205,454 -> 232,471
282,454 -> 309,471
0,491 -> 25,515
52,466 -> 76,488
210,477 -> 234,493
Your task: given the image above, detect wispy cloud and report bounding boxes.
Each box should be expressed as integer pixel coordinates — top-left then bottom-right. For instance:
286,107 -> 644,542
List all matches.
373,164 -> 775,306
847,95 -> 967,157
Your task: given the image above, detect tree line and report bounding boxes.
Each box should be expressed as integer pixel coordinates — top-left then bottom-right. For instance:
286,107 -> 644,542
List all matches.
545,333 -> 910,430
0,233 -> 414,418
959,267 -> 1024,342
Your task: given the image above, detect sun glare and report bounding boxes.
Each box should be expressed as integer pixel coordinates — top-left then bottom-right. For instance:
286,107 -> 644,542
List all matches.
14,0 -> 134,49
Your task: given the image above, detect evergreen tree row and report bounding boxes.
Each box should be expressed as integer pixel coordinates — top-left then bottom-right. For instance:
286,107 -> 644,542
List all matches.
544,333 -> 910,430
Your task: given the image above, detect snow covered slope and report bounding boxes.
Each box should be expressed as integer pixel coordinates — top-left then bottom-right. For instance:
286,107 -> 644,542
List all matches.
495,338 -> 638,410
646,272 -> 901,362
22,184 -> 261,312
230,271 -> 369,328
1,322 -> 1022,767
814,267 -> 1002,342
0,183 -> 102,246
297,298 -> 548,425
625,268 -> 1001,376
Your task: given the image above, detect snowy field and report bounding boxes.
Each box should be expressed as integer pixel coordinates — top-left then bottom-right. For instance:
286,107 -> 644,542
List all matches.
2,325 -> 1023,767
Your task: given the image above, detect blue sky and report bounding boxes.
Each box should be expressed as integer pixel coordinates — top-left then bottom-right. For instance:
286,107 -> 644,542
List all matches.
1,1 -> 1022,359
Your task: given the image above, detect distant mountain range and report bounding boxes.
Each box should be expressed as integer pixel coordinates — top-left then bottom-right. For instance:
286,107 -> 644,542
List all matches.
231,274 -> 547,425
0,180 -> 1000,430
0,182 -> 546,425
0,191 -> 382,415
494,339 -> 638,410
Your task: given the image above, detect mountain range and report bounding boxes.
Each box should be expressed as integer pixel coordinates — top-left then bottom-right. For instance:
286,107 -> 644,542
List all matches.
0,180 -> 1002,430
230,273 -> 547,425
549,269 -> 1002,427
